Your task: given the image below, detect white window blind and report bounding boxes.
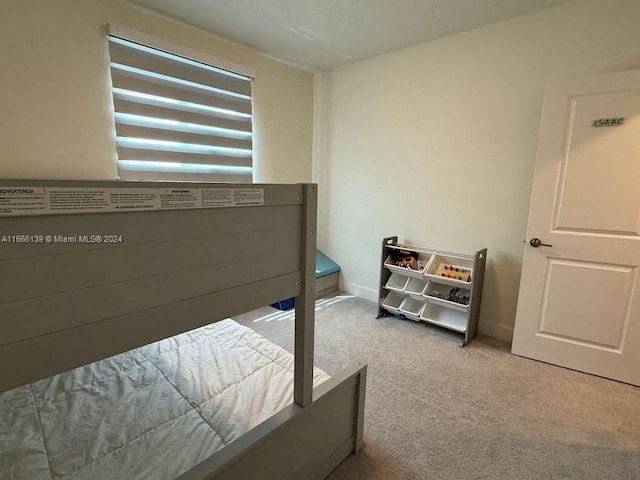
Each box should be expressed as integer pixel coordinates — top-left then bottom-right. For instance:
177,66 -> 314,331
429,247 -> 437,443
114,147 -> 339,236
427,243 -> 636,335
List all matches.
107,33 -> 253,182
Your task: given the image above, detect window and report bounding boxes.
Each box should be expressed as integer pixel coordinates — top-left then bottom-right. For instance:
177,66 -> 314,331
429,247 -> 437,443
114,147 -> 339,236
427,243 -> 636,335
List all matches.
107,26 -> 254,182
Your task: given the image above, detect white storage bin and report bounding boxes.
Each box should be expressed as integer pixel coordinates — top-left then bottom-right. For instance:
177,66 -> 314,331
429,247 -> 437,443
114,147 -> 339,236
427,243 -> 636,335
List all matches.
405,276 -> 428,296
399,296 -> 426,320
420,303 -> 467,333
381,291 -> 405,313
385,272 -> 410,292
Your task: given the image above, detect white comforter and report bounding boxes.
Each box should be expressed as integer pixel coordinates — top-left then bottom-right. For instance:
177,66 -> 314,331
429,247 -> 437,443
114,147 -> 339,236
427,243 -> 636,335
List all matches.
0,319 -> 329,480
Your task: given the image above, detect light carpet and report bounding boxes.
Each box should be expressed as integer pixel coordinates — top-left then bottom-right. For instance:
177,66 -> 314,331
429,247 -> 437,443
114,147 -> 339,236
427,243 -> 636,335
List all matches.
234,294 -> 640,480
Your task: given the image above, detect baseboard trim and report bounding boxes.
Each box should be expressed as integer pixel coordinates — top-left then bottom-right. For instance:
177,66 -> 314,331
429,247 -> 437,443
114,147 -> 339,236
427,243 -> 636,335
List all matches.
478,321 -> 514,344
340,282 -> 379,304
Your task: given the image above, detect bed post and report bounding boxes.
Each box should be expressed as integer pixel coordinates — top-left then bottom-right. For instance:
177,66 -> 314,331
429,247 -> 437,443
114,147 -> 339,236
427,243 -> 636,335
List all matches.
294,183 -> 317,407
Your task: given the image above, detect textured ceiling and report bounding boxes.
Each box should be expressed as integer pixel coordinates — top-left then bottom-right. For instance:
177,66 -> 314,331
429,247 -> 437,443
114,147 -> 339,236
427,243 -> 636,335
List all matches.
129,0 -> 575,70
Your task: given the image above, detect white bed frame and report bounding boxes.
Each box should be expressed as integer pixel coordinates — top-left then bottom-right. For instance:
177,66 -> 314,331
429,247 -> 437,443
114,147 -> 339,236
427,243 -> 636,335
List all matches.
0,180 -> 366,480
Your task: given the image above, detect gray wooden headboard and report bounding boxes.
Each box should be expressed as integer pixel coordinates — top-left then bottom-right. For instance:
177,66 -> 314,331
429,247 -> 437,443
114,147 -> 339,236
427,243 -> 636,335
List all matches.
0,180 -> 313,393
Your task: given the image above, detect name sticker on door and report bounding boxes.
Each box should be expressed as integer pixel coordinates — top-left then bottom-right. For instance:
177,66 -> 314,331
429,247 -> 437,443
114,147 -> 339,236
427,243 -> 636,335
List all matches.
593,117 -> 625,127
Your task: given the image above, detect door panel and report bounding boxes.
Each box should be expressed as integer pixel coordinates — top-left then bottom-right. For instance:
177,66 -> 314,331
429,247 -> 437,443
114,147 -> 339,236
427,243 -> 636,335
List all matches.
539,259 -> 633,349
555,93 -> 640,235
512,69 -> 640,386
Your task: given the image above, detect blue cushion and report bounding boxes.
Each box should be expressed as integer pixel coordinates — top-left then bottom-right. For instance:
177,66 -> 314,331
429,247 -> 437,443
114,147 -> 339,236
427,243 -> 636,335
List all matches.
316,250 -> 340,278
271,250 -> 340,310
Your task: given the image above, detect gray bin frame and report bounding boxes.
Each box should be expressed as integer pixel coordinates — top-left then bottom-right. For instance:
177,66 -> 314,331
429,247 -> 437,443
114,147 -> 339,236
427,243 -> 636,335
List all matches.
377,236 -> 487,346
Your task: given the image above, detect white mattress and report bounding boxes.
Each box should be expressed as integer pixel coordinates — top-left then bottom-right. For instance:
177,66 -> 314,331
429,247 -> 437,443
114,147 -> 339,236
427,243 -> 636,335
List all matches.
0,319 -> 329,480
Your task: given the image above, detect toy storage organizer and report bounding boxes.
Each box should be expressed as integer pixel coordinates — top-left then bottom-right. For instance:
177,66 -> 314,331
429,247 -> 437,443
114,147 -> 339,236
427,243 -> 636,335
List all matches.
377,236 -> 487,346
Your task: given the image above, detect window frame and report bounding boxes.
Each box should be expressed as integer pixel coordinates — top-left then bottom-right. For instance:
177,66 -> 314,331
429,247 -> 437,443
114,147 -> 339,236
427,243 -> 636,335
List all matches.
106,24 -> 256,183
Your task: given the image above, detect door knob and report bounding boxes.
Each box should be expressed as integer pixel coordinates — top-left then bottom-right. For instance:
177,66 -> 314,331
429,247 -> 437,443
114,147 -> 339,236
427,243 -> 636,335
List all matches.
529,238 -> 552,248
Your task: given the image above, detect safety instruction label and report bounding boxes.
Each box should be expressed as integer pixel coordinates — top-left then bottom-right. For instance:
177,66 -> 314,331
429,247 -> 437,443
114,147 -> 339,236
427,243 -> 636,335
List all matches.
0,186 -> 47,216
0,186 -> 264,217
201,188 -> 264,208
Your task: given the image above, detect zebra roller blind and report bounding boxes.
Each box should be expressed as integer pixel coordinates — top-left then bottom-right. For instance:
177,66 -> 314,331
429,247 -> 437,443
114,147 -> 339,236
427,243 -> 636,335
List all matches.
107,34 -> 253,182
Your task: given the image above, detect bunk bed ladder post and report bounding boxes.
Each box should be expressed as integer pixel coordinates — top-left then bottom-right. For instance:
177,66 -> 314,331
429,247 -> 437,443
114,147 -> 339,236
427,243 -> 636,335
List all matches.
353,367 -> 367,453
294,183 -> 317,407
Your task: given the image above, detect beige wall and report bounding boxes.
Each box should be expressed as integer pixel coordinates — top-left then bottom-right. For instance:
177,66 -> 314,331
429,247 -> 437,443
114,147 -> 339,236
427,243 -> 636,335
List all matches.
0,0 -> 313,183
315,0 -> 640,341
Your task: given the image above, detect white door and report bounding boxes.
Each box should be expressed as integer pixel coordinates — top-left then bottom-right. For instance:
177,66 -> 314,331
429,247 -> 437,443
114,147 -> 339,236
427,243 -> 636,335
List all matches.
512,69 -> 640,386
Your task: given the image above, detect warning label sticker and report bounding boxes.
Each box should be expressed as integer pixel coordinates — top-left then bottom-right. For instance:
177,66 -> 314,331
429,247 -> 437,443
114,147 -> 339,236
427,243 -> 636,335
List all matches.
0,186 -> 264,217
201,188 -> 234,208
233,189 -> 265,206
159,188 -> 199,210
110,190 -> 158,212
0,187 -> 47,216
49,189 -> 110,212
200,188 -> 264,208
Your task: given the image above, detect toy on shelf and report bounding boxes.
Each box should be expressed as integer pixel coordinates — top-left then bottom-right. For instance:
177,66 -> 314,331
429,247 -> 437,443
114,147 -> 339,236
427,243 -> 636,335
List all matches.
447,287 -> 469,305
434,263 -> 471,282
427,287 -> 469,306
389,248 -> 425,271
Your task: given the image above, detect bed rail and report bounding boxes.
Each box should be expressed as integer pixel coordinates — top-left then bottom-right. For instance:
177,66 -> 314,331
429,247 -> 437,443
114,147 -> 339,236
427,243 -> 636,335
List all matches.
179,364 -> 367,480
0,180 -> 309,393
